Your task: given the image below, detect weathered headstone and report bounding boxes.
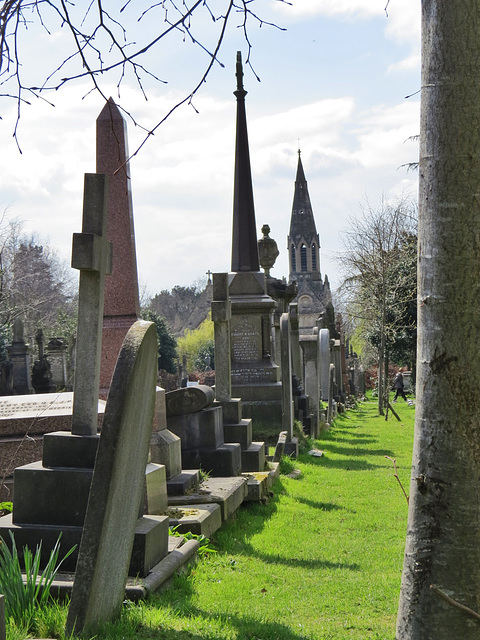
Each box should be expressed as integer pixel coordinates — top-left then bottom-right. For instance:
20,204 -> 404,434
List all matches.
97,99 -> 141,398
300,331 -> 320,436
319,328 -> 331,401
280,312 -> 297,456
66,320 -> 157,634
7,319 -> 33,395
46,337 -> 69,391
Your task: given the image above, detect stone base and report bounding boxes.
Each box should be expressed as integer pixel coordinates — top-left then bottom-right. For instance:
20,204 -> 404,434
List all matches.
167,476 -> 247,521
150,429 -> 182,480
0,513 -> 169,578
181,443 -> 242,478
284,437 -> 299,459
166,470 -> 201,496
223,419 -> 252,447
241,442 -> 266,473
167,503 -> 222,538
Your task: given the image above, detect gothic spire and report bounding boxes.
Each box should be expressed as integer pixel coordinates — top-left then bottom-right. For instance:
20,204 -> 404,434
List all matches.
288,149 -> 318,244
231,51 -> 260,272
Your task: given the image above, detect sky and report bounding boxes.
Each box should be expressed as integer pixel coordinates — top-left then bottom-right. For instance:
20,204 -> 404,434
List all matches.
0,0 -> 420,299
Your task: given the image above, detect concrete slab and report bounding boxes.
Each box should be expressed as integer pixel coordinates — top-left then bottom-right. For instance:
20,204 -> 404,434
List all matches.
167,503 -> 222,538
167,476 -> 247,521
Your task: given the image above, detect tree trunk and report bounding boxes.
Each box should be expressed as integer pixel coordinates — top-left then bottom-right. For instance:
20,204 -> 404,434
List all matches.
396,2 -> 480,638
378,341 -> 384,416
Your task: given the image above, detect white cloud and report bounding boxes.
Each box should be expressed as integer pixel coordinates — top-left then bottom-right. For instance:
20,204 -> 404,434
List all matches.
273,0 -> 384,19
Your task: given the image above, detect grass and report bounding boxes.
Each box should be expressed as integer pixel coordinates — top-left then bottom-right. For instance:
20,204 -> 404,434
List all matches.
26,393 -> 415,640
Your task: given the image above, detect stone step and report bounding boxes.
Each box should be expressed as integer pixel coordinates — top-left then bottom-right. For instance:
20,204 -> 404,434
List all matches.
0,513 -> 169,577
223,419 -> 252,448
167,476 -> 247,521
241,441 -> 266,473
166,469 -> 201,496
181,443 -> 242,478
167,503 -> 222,538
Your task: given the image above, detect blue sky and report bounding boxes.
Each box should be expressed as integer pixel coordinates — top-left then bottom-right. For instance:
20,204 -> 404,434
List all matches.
0,0 -> 420,297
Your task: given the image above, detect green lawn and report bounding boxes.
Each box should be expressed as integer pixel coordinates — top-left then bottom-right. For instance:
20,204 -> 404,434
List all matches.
21,395 -> 416,640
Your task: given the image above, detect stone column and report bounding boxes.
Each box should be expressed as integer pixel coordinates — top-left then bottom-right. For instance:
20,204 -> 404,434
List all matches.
211,273 -> 232,403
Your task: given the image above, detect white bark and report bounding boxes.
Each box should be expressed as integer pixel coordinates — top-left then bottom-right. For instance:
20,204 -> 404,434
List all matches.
397,2 -> 480,638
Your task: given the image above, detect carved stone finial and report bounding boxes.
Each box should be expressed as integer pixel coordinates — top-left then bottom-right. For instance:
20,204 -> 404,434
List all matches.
258,224 -> 279,277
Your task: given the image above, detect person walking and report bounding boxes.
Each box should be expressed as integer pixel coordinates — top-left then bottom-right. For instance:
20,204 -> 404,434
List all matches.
393,370 -> 407,402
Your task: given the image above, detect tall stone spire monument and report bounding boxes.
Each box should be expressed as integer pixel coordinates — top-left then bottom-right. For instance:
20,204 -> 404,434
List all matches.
227,52 -> 283,431
96,99 -> 141,396
287,149 -> 331,333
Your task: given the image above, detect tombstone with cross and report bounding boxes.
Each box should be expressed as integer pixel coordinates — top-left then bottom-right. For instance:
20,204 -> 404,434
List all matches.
0,174 -> 168,579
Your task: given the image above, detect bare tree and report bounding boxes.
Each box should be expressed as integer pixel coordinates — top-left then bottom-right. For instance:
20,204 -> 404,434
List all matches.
337,196 -> 417,415
0,1 -> 288,153
396,2 -> 480,637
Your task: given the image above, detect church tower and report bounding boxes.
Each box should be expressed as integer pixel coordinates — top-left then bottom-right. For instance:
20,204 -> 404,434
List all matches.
287,150 -> 331,332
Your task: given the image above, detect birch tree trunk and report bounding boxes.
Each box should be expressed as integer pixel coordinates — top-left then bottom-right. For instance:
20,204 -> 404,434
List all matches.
396,2 -> 480,638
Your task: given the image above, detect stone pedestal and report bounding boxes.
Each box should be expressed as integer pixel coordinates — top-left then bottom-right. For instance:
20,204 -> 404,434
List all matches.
229,271 -> 282,432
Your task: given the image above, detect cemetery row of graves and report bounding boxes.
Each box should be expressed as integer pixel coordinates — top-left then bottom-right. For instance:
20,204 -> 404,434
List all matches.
0,56 -> 393,636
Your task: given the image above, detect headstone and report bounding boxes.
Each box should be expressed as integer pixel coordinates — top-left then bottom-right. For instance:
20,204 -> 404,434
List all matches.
319,328 -> 331,401
166,385 -> 215,417
166,386 -> 242,477
280,312 -> 297,456
97,99 -> 141,398
327,363 -> 335,425
31,330 -> 55,394
66,320 -> 157,634
300,332 -> 320,436
46,337 -> 69,390
0,175 -> 167,583
7,318 -> 33,395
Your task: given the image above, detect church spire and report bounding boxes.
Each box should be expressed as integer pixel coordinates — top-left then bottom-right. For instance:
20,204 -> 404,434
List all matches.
231,51 -> 260,273
287,150 -> 321,281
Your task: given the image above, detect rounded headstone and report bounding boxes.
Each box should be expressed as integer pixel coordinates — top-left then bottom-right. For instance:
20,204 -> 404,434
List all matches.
165,385 -> 215,417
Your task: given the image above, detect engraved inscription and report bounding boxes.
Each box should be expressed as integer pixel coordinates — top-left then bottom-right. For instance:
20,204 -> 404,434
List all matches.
231,316 -> 260,362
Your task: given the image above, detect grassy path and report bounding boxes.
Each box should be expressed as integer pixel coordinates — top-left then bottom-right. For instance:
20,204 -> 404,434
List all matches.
126,396 -> 415,640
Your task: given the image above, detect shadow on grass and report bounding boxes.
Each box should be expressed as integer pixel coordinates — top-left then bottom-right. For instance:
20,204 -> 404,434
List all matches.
293,496 -> 353,513
135,604 -> 316,640
299,454 -> 389,471
322,444 -> 396,458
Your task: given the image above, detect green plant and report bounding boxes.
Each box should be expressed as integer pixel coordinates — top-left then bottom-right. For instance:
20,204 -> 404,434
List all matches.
0,531 -> 75,629
0,501 -> 13,513
169,526 -> 217,558
199,468 -> 212,483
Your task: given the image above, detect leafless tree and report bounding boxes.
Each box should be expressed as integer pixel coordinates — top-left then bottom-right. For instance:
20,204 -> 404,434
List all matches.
0,1 -> 288,153
337,195 -> 417,414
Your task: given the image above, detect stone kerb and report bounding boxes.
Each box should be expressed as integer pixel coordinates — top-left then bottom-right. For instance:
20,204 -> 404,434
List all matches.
66,320 -> 157,635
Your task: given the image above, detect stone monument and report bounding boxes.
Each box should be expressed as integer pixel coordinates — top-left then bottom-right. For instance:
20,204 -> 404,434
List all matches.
228,53 -> 282,432
66,321 -> 158,634
7,319 -> 33,395
97,99 -> 141,398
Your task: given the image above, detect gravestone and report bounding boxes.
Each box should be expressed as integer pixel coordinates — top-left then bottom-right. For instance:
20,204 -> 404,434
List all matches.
66,320 -> 158,634
31,330 -> 54,394
280,313 -> 298,457
319,328 -> 331,401
46,337 -> 69,391
0,174 -> 167,582
300,331 -> 320,437
211,273 -> 265,472
166,386 -> 242,477
97,99 -> 141,398
7,319 -> 33,395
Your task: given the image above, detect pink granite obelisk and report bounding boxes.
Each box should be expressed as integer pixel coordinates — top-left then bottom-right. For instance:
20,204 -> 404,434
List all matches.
97,99 -> 141,397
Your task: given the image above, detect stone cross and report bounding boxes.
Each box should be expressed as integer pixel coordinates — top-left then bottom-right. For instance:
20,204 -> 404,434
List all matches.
71,173 -> 112,436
